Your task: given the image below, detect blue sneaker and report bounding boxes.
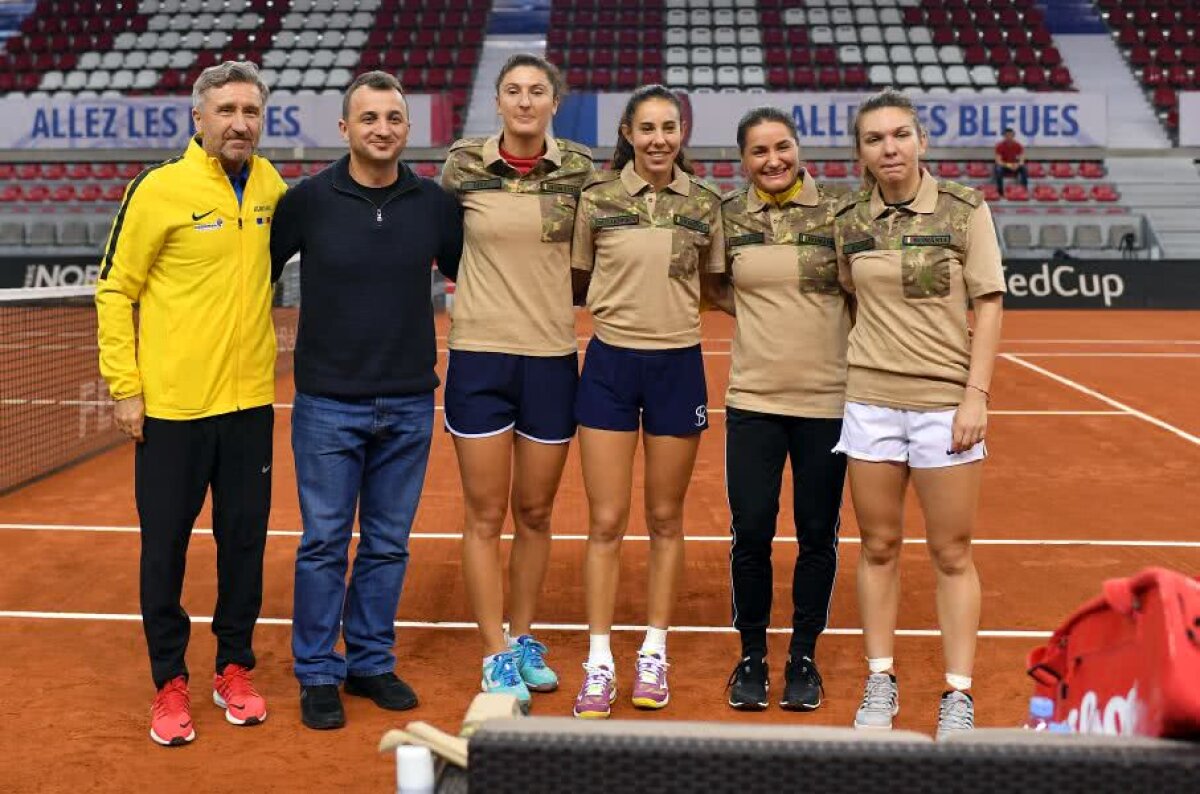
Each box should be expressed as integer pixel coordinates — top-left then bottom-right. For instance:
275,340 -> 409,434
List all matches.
512,634 -> 559,693
481,650 -> 532,713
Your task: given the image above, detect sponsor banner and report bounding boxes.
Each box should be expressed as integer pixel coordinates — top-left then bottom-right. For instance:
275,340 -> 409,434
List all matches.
0,256 -> 100,289
1002,259 -> 1200,309
0,93 -> 452,150
555,92 -> 1107,148
1179,92 -> 1200,147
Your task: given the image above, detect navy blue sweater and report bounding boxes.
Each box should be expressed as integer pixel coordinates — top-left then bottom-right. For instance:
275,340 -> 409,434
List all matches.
270,156 -> 462,398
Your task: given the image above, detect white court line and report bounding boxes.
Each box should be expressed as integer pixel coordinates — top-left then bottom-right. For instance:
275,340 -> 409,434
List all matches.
1008,353 -> 1200,359
0,610 -> 1051,638
1002,354 -> 1200,447
2,523 -> 1198,548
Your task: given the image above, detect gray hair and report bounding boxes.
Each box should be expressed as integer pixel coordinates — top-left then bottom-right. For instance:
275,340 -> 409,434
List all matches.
192,61 -> 269,109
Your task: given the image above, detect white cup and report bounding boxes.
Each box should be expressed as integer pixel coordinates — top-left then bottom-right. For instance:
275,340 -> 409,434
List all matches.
395,744 -> 436,794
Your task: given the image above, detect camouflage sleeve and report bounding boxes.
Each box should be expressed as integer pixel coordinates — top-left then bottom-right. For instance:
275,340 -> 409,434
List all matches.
571,189 -> 597,272
439,153 -> 460,196
833,210 -> 855,294
963,203 -> 1006,298
704,202 -> 726,274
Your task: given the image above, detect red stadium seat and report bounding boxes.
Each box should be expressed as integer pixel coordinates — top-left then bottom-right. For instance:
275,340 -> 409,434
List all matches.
979,183 -> 1000,203
936,161 -> 963,179
997,65 -> 1021,87
278,162 -> 303,179
1025,162 -> 1046,179
691,162 -> 707,178
78,184 -> 103,202
1049,66 -> 1072,89
1061,184 -> 1088,202
42,163 -> 67,180
116,163 -> 141,180
1040,47 -> 1062,67
816,67 -> 841,88
712,162 -> 735,179
1078,162 -> 1106,179
1091,184 -> 1119,202
51,185 -> 75,202
767,67 -> 789,87
791,67 -> 815,89
1050,162 -> 1075,178
1003,184 -> 1029,201
102,184 -> 125,202
1152,86 -> 1177,110
823,162 -> 848,179
0,164 -> 13,180
27,185 -> 51,202
1167,65 -> 1190,88
67,163 -> 92,180
1033,185 -> 1059,202
0,184 -> 22,202
16,164 -> 40,180
966,161 -> 990,179
1024,66 -> 1047,89
1143,66 -> 1166,86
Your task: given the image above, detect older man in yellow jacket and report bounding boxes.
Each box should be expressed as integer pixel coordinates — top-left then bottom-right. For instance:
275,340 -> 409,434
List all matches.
95,61 -> 287,747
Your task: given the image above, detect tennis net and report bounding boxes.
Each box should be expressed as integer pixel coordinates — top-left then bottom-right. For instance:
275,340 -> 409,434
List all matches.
0,285 -> 300,494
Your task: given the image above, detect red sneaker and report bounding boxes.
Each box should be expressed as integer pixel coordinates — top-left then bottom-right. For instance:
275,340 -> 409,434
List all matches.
150,676 -> 195,746
212,664 -> 267,726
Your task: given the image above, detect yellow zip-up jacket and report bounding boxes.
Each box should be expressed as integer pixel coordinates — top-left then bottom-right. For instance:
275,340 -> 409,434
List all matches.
95,137 -> 288,419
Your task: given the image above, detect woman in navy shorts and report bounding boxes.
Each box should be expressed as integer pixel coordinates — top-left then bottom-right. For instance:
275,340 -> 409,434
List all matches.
440,54 -> 594,711
568,85 -> 726,718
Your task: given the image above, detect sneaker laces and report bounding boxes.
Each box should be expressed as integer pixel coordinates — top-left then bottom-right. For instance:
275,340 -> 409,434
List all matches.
791,657 -> 823,688
636,652 -> 668,686
939,691 -> 974,730
153,678 -> 189,718
489,653 -> 523,688
580,664 -> 613,697
860,674 -> 896,712
517,637 -> 549,670
219,664 -> 259,698
726,656 -> 763,690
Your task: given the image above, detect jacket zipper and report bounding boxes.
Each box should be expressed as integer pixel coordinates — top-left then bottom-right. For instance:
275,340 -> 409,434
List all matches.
331,177 -> 418,225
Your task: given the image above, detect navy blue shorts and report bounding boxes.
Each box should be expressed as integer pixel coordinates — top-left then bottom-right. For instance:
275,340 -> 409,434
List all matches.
443,350 -> 579,443
575,337 -> 709,436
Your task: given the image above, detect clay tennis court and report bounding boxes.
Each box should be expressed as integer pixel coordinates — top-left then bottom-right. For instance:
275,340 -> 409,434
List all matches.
1,308 -> 1197,791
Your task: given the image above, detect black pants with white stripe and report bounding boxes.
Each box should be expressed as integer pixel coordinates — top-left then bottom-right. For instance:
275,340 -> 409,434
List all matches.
726,406 -> 846,661
135,406 -> 273,689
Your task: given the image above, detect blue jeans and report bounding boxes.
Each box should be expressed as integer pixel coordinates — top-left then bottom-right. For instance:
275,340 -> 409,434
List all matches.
291,391 -> 434,685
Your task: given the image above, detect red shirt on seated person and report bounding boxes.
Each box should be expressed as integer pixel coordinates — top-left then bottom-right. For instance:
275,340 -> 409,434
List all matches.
993,128 -> 1028,191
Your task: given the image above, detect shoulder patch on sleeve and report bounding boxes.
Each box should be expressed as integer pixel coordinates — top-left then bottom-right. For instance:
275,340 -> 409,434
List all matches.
582,170 -> 621,191
557,138 -> 593,159
834,189 -> 867,217
689,174 -> 722,199
938,179 -> 983,208
721,186 -> 748,205
447,137 -> 485,153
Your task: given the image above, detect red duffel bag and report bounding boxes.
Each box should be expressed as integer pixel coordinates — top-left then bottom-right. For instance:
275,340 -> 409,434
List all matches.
1026,567 -> 1200,737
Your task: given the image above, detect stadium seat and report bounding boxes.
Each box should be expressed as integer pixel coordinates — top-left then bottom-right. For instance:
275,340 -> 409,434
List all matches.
1004,184 -> 1029,201
1002,224 -> 1032,249
1091,184 -> 1120,202
1108,223 -> 1139,249
1033,185 -> 1059,202
1038,225 -> 1069,249
1072,224 -> 1105,250
1079,162 -> 1106,179
1061,185 -> 1088,202
1050,162 -> 1076,179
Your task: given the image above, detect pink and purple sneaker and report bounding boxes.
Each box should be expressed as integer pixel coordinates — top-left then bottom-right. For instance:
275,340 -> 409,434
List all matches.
631,651 -> 670,710
572,664 -> 616,719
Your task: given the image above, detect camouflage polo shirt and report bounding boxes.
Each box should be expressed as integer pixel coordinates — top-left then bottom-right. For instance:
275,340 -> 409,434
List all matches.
572,162 -> 725,350
722,170 -> 850,418
834,170 -> 1006,410
441,133 -> 593,356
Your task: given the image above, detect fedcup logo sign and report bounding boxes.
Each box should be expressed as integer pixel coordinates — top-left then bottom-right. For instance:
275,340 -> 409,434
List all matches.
1067,684 -> 1143,735
1003,262 -> 1126,307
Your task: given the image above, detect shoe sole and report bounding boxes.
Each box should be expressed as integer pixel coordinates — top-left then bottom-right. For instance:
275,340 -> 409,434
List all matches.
150,727 -> 195,746
301,715 -> 346,730
343,681 -> 418,711
728,694 -> 768,711
853,704 -> 900,730
525,681 -> 559,693
631,693 -> 669,710
780,697 -> 822,712
212,691 -> 266,726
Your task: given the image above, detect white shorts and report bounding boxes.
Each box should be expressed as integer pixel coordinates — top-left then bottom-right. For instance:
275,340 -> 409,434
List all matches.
832,402 -> 986,469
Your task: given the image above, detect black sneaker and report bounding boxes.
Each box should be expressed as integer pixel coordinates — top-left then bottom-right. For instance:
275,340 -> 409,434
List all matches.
780,656 -> 824,712
300,684 -> 345,730
344,671 -> 418,711
726,655 -> 769,711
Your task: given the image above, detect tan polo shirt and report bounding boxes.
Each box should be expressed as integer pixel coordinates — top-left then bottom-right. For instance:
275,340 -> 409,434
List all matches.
834,171 -> 1006,410
723,171 -> 850,418
441,133 -> 594,356
572,162 -> 725,349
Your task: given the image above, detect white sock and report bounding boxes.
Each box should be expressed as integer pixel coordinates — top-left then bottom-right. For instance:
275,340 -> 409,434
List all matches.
640,627 -> 668,658
503,626 -> 513,646
587,634 -> 614,668
867,657 -> 894,675
946,673 -> 972,691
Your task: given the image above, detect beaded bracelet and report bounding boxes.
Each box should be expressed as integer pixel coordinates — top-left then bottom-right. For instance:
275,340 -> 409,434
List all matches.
966,384 -> 991,403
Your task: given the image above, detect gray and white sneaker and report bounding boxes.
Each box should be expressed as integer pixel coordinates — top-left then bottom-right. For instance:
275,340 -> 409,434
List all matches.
853,672 -> 899,730
936,690 -> 975,739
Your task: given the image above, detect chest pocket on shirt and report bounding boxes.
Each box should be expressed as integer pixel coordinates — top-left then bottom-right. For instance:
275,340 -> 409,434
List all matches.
670,214 -> 710,280
539,182 -> 579,244
901,234 -> 956,299
795,232 -> 839,295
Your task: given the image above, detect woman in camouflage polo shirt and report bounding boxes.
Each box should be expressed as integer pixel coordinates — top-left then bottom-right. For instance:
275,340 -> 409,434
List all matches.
832,89 -> 1005,739
569,85 -> 726,719
440,54 -> 594,711
718,107 -> 851,715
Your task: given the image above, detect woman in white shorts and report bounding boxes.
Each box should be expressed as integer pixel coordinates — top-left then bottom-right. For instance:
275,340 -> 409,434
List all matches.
832,89 -> 1005,739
